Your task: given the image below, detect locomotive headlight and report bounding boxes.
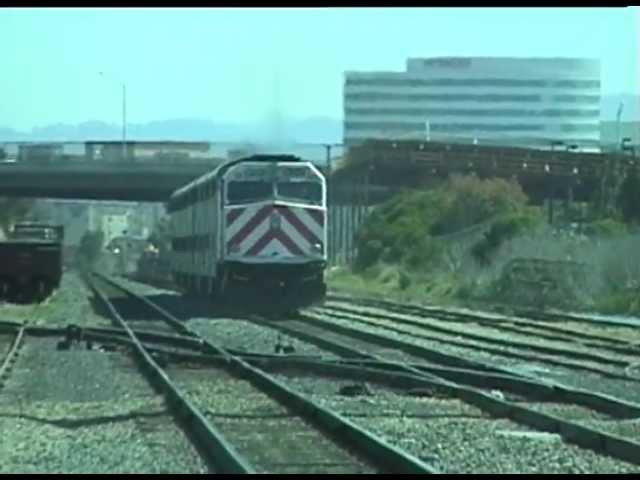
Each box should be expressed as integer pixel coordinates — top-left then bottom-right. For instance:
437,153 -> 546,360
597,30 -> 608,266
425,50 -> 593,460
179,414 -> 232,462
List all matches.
113,248 -> 121,255
311,242 -> 323,254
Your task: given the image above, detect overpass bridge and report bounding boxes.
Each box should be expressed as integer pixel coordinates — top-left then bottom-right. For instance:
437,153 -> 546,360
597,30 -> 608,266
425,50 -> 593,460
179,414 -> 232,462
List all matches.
0,140 -> 636,206
0,158 -> 219,202
0,140 -> 341,202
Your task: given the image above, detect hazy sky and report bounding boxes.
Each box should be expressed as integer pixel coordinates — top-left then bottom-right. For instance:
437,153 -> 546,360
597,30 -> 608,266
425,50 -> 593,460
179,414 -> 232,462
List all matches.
1,7 -> 638,131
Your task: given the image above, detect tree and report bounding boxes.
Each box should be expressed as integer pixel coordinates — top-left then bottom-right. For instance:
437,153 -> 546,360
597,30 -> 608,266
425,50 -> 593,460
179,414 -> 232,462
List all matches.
77,230 -> 105,267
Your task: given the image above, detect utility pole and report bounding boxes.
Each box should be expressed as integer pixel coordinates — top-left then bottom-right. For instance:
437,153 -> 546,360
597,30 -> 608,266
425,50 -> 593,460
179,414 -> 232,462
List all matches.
99,72 -> 127,161
122,83 -> 127,161
616,102 -> 624,151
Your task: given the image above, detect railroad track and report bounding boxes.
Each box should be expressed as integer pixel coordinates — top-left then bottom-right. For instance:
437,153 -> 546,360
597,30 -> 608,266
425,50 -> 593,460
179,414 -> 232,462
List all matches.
93,275 -> 640,472
87,273 -> 434,474
0,326 -> 26,392
311,299 -> 640,401
328,292 -> 640,340
113,276 -> 640,472
233,312 -> 640,469
315,302 -> 639,376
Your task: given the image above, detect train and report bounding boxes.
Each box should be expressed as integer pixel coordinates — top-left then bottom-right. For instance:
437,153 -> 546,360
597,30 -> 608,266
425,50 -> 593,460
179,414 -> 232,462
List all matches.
165,154 -> 328,312
134,245 -> 173,289
0,222 -> 64,303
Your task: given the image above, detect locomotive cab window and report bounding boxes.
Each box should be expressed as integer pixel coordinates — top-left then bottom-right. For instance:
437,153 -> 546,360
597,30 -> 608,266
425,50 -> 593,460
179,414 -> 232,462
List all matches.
276,181 -> 323,205
226,180 -> 273,205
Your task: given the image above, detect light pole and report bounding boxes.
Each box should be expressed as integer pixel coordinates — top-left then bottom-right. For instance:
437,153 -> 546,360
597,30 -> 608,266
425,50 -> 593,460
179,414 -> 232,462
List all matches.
616,102 -> 624,151
99,72 -> 127,160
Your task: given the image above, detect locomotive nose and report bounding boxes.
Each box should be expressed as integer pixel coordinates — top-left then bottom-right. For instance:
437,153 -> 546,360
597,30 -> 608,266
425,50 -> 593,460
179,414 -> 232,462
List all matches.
270,212 -> 281,230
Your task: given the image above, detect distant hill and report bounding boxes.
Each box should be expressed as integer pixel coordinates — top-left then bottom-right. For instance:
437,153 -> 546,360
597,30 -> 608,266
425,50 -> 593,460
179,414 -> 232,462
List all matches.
0,93 -> 636,144
0,117 -> 344,144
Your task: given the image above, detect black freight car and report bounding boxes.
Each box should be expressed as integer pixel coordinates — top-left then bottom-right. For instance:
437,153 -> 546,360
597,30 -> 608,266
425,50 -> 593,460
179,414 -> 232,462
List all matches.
0,222 -> 64,303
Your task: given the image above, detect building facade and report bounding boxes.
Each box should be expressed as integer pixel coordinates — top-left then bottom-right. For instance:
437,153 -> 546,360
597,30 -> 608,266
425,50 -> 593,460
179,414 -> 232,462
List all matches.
344,57 -> 601,149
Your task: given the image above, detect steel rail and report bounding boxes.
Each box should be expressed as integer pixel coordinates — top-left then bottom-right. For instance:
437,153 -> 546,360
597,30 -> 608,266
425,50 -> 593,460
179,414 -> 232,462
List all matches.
239,314 -> 640,466
303,309 -> 639,382
92,272 -> 437,474
318,304 -> 633,369
87,274 -> 255,474
0,327 -> 26,389
325,298 -> 640,355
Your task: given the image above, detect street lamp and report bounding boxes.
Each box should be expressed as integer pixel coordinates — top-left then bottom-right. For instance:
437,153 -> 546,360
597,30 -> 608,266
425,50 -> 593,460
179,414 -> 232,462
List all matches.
99,71 -> 127,160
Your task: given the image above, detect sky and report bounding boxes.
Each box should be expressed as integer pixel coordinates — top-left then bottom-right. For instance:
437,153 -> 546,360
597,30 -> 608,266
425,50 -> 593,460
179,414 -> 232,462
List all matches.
0,7 -> 638,131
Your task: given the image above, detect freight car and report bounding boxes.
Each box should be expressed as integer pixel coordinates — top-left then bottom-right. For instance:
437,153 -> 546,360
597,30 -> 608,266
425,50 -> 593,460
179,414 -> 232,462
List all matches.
167,154 -> 327,313
0,222 -> 64,303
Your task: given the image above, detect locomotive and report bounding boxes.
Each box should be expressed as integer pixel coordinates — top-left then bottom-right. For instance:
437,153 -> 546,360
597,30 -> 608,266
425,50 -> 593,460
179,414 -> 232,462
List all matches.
167,154 -> 327,312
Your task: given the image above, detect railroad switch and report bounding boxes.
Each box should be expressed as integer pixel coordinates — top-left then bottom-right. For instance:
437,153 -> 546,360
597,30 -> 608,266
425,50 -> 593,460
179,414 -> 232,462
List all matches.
274,334 -> 296,354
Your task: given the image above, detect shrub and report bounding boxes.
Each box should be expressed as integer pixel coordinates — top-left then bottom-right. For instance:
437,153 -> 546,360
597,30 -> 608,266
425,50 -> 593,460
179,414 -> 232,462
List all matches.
77,230 -> 105,268
583,218 -> 628,238
430,175 -> 529,235
354,176 -> 531,273
471,211 -> 543,265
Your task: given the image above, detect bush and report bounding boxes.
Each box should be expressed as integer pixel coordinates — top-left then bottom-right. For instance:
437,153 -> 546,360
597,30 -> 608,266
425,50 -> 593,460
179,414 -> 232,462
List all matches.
354,176 -> 531,273
77,230 -> 105,268
583,218 -> 628,238
430,175 -> 529,235
471,211 -> 543,264
354,189 -> 448,272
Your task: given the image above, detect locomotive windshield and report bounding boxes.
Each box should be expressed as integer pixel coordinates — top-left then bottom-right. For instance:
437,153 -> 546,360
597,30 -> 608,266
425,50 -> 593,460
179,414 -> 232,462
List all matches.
226,180 -> 273,205
225,161 -> 323,206
275,181 -> 322,205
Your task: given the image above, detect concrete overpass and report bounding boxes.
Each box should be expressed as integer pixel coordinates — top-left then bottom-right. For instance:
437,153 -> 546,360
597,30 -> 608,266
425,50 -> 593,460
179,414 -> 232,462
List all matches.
0,158 -> 219,202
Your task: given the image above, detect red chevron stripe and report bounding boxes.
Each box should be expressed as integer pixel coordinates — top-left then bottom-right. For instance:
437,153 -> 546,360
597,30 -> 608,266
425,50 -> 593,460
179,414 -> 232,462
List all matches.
277,205 -> 321,245
244,229 -> 304,257
226,207 -> 245,226
307,209 -> 325,227
246,230 -> 276,256
275,229 -> 304,255
228,205 -> 273,247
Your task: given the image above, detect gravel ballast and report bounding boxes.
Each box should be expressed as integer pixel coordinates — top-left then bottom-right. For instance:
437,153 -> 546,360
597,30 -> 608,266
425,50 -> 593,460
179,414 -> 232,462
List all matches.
272,372 -> 640,474
166,364 -> 376,474
319,305 -> 635,372
0,272 -> 113,329
104,277 -> 640,472
308,312 -> 640,403
189,317 -> 339,359
0,336 -> 208,474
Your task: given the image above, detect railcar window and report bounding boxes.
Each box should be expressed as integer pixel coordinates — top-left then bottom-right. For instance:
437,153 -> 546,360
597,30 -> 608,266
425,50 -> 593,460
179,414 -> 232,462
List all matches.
276,181 -> 323,205
226,181 -> 273,205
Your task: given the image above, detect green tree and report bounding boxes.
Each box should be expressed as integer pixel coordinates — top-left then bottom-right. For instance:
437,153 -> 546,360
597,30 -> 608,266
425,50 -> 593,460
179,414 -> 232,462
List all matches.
354,175 -> 531,273
77,230 -> 105,267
